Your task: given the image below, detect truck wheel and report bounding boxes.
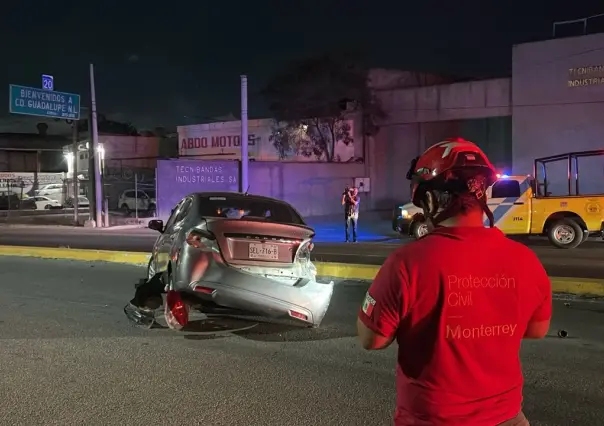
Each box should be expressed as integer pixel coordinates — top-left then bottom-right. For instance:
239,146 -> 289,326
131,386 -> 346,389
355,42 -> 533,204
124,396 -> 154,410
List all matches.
547,219 -> 583,249
410,221 -> 429,240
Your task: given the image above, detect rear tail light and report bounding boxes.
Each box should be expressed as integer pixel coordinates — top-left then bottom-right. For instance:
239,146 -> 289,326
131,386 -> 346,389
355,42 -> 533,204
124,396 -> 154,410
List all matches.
165,291 -> 189,328
186,229 -> 216,249
194,285 -> 216,295
289,310 -> 308,321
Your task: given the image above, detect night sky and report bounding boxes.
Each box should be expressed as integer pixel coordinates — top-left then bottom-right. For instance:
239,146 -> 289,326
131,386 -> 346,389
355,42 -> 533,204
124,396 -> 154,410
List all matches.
1,1 -> 602,130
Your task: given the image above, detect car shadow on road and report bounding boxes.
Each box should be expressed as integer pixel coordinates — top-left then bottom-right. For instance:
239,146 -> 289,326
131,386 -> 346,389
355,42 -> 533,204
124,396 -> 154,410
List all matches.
179,313 -> 356,343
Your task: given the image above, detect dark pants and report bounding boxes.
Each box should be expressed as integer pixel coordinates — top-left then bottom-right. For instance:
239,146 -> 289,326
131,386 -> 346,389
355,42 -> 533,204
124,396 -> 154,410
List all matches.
345,213 -> 358,242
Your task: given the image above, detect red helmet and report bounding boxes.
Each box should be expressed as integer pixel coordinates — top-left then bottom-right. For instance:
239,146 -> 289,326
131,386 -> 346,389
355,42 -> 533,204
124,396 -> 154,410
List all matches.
407,138 -> 496,204
406,138 -> 497,227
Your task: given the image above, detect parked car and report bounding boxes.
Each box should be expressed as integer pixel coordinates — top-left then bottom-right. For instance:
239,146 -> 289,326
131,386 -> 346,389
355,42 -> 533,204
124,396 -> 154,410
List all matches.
34,183 -> 64,199
118,189 -> 156,215
0,194 -> 36,210
76,196 -> 90,208
32,196 -> 62,210
65,196 -> 90,208
137,192 -> 334,331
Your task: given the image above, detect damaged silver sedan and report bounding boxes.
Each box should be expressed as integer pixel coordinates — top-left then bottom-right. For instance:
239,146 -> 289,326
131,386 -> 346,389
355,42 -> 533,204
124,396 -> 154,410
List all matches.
131,192 -> 334,331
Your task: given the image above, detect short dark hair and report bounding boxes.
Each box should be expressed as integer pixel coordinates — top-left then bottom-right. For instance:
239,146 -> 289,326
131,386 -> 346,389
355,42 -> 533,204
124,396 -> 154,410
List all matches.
445,192 -> 483,215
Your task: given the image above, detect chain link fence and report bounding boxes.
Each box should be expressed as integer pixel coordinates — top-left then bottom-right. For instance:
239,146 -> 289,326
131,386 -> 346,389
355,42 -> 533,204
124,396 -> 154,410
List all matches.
0,172 -> 92,225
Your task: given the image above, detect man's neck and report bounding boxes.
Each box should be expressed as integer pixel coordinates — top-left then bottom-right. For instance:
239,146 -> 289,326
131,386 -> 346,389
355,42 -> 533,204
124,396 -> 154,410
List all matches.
438,210 -> 484,227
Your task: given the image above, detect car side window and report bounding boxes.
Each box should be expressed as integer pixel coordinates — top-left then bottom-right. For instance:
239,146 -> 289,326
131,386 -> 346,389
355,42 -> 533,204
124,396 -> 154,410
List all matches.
164,200 -> 184,231
174,198 -> 192,225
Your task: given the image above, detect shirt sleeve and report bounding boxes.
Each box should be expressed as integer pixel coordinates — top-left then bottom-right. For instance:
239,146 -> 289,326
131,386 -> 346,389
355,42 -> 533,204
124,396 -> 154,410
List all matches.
529,259 -> 552,322
358,253 -> 408,338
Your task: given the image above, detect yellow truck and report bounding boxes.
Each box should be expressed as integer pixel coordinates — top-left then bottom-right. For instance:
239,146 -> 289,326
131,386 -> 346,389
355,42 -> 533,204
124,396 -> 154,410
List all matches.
392,150 -> 604,248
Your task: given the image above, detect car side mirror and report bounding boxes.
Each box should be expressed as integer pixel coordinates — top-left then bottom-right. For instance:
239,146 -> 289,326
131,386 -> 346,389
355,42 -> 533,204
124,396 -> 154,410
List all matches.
148,219 -> 164,233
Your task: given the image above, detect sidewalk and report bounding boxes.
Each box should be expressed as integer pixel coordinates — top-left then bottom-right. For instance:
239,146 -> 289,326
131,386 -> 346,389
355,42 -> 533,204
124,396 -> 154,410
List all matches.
305,210 -> 400,243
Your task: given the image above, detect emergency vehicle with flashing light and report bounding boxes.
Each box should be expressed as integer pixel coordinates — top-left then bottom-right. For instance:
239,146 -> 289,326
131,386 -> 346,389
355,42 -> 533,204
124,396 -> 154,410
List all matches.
392,150 -> 604,249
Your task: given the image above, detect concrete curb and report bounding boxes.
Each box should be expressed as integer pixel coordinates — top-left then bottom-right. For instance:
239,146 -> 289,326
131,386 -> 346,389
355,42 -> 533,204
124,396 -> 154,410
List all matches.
0,245 -> 150,265
0,245 -> 602,297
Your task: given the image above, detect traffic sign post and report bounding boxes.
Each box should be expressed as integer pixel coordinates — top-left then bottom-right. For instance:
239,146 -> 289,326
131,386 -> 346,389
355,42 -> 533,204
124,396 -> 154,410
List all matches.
42,74 -> 54,91
9,84 -> 80,120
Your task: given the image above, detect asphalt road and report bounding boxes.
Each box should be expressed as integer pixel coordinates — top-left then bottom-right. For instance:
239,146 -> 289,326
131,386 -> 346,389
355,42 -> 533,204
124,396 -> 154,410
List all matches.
0,225 -> 602,279
0,257 -> 602,425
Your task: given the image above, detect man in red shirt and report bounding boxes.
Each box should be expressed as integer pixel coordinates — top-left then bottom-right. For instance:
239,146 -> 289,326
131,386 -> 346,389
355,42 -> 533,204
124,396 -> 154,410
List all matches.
357,138 -> 552,425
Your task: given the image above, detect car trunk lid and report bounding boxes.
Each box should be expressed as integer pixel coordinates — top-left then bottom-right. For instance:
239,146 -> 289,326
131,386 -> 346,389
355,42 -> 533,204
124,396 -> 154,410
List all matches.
204,217 -> 314,266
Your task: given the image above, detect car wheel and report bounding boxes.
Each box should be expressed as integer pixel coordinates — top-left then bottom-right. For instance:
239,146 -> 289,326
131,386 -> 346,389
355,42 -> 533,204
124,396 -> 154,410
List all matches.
163,270 -> 189,331
44,204 -> 51,209
548,219 -> 583,249
410,221 -> 429,239
121,203 -> 131,214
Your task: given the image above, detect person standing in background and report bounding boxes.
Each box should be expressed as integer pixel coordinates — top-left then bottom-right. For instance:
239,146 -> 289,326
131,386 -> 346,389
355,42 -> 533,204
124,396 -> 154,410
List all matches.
342,186 -> 360,242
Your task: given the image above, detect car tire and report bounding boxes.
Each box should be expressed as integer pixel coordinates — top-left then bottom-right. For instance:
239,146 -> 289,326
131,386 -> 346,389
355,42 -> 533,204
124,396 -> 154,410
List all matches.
163,270 -> 189,331
121,203 -> 130,214
410,221 -> 429,240
547,218 -> 583,249
44,204 -> 51,210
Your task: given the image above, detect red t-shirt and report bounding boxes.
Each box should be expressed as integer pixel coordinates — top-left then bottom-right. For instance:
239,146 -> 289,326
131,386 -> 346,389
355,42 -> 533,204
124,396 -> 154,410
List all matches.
358,226 -> 552,426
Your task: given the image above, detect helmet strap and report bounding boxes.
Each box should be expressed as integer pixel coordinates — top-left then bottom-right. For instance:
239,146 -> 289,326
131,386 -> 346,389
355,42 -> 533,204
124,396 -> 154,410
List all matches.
480,197 -> 495,228
419,190 -> 440,230
421,189 -> 495,228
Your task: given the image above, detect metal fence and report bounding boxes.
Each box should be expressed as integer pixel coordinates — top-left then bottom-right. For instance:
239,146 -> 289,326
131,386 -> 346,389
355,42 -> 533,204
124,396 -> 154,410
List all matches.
0,172 -> 94,225
0,157 -> 158,226
103,158 -> 156,220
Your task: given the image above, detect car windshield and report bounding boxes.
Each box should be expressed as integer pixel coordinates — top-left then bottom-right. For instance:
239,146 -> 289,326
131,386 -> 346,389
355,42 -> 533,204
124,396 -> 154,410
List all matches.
145,190 -> 156,198
199,196 -> 304,225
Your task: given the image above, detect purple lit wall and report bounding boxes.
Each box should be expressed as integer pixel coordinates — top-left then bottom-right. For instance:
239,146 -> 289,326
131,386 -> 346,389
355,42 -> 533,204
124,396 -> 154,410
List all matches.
156,159 -> 239,218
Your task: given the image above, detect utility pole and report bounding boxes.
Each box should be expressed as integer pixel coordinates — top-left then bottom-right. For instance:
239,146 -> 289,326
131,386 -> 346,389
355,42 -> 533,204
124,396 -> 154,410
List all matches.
240,75 -> 249,192
89,63 -> 103,226
71,122 -> 79,224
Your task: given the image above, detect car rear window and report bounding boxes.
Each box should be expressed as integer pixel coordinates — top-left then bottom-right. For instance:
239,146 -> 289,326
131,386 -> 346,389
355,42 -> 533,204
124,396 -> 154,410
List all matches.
199,197 -> 304,225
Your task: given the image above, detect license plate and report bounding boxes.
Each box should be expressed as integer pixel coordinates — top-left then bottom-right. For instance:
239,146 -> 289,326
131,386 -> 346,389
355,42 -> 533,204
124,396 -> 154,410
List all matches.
248,243 -> 279,260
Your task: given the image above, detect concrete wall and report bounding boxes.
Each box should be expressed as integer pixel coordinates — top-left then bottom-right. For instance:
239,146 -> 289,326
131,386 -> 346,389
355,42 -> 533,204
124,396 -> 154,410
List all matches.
367,120 -> 461,209
368,68 -> 457,90
249,162 -> 365,217
364,76 -> 514,209
459,116 -> 513,171
512,33 -> 604,193
376,78 -> 511,125
154,159 -> 364,218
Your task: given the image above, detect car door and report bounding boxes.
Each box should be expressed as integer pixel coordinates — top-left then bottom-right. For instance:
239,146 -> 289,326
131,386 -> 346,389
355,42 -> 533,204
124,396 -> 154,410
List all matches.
154,197 -> 193,273
487,178 -> 530,234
